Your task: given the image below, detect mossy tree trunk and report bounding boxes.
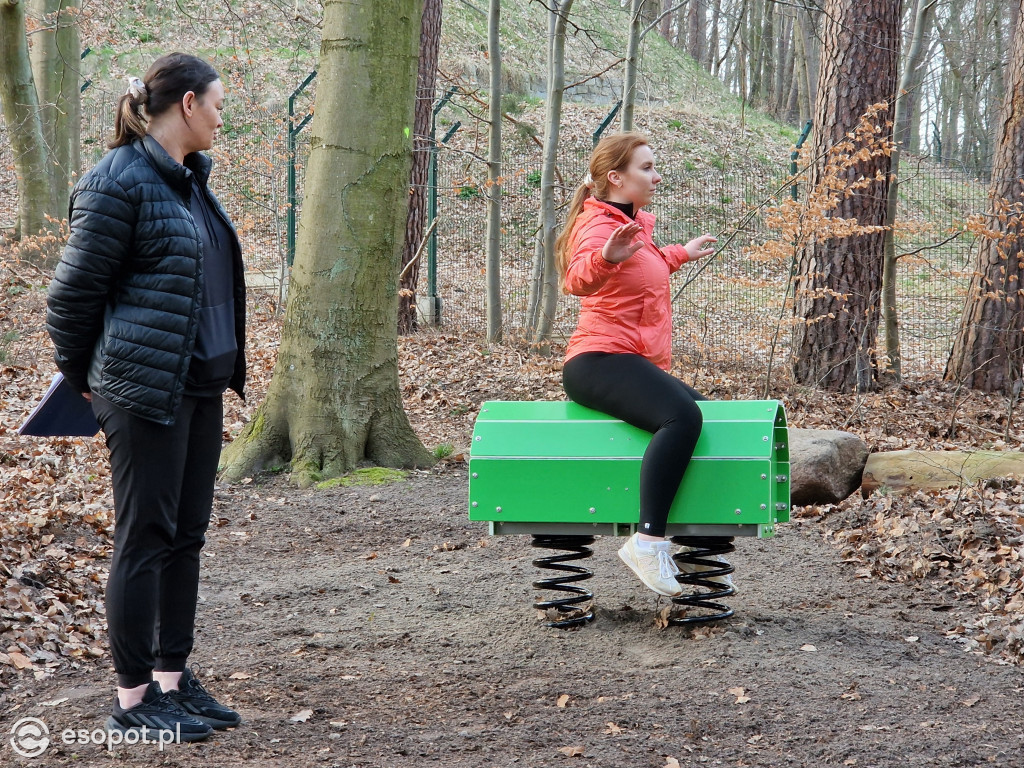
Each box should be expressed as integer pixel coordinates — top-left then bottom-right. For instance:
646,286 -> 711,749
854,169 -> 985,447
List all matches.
0,0 -> 55,240
28,0 -> 79,217
221,0 -> 434,486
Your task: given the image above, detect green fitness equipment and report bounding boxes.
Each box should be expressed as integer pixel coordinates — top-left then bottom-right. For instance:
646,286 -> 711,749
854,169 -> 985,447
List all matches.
468,400 -> 790,627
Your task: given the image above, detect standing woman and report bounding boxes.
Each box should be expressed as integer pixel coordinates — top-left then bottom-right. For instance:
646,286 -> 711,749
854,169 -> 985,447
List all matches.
557,131 -> 717,598
47,53 -> 245,741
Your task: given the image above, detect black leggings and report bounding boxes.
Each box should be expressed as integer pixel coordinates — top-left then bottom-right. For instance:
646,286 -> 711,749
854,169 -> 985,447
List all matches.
92,394 -> 223,688
562,352 -> 705,537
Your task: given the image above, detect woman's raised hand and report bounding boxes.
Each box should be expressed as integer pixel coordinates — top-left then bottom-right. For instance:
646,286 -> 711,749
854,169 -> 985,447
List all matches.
684,234 -> 717,262
601,222 -> 644,264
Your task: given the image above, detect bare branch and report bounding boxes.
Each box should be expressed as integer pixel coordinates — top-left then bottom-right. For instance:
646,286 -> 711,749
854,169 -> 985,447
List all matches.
896,231 -> 965,260
562,57 -> 625,91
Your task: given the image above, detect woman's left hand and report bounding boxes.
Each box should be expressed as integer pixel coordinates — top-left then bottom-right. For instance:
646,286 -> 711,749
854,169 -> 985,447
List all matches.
684,234 -> 717,262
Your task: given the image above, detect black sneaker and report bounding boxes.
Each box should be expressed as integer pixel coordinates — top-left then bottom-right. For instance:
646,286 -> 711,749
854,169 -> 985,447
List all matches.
167,667 -> 241,729
106,681 -> 213,743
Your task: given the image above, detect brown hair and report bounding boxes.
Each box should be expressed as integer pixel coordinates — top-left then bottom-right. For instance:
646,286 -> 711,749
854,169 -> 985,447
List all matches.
110,52 -> 220,148
554,131 -> 651,290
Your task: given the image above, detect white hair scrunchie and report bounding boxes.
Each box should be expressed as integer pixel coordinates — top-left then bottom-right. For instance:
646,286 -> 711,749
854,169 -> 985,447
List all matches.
583,172 -> 594,189
125,76 -> 147,102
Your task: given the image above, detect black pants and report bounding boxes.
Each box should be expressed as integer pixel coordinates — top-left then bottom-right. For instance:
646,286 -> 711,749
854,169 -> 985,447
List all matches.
563,352 -> 705,537
92,394 -> 223,688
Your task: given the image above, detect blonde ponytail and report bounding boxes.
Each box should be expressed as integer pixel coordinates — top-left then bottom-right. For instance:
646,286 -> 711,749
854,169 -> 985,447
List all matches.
555,182 -> 592,291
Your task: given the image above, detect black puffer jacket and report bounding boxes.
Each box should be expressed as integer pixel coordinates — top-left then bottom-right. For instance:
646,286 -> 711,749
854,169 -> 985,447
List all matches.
47,135 -> 246,425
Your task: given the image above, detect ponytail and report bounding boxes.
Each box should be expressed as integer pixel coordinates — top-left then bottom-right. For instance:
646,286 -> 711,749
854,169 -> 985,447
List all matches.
110,92 -> 148,148
555,182 -> 592,292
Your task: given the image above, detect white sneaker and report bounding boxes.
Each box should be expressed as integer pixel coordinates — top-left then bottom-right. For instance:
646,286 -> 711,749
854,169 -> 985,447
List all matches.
676,545 -> 735,591
618,534 -> 683,597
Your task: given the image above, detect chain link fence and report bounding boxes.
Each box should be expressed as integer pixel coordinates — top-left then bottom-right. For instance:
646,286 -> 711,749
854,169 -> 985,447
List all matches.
2,84 -> 989,376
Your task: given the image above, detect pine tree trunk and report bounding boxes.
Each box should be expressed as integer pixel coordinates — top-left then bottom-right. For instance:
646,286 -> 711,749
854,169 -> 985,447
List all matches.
0,0 -> 53,240
687,0 -> 705,64
945,0 -> 1024,395
790,0 -> 901,392
398,0 -> 443,334
221,0 -> 434,485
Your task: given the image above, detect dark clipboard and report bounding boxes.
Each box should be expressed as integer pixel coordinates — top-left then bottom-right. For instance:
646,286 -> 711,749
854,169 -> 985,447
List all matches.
17,373 -> 101,437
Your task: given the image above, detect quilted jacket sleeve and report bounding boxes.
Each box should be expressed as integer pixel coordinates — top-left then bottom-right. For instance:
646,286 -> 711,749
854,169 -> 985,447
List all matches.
563,218 -> 622,296
46,174 -> 136,393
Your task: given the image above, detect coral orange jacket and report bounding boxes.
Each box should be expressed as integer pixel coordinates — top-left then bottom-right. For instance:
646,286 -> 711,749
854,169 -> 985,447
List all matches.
563,196 -> 690,371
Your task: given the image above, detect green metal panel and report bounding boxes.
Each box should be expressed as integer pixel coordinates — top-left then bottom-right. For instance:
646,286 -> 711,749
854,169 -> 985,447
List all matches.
468,400 -> 790,538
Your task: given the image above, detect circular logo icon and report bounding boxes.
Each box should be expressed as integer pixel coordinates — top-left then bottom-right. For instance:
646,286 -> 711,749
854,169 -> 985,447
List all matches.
10,717 -> 49,758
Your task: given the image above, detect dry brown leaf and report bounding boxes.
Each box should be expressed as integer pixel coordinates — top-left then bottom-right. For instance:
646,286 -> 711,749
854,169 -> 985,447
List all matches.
603,722 -> 622,734
800,644 -> 818,652
290,708 -> 314,722
229,672 -> 252,680
557,745 -> 585,757
8,651 -> 33,669
727,686 -> 750,704
962,696 -> 981,707
665,758 -> 681,768
556,694 -> 570,708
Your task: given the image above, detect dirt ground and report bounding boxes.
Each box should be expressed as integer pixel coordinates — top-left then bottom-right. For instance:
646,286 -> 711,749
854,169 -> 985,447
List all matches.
4,465 -> 1024,768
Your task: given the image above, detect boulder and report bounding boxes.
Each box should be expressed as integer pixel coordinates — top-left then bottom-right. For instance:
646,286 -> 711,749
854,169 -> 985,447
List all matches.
788,427 -> 869,506
861,450 -> 1024,495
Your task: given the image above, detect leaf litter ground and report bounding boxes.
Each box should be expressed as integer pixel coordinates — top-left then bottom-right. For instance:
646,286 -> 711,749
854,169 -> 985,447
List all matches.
4,269 -> 1024,766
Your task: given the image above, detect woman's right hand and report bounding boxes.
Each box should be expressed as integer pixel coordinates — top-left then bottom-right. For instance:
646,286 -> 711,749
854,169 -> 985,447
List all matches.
601,222 -> 644,264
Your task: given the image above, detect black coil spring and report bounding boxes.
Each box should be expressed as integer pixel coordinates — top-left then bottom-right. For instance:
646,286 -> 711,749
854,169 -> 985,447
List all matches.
531,535 -> 595,629
667,536 -> 736,626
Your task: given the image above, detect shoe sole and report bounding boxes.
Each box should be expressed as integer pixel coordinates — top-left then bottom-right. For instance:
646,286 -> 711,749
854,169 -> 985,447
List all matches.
618,547 -> 682,597
105,716 -> 213,743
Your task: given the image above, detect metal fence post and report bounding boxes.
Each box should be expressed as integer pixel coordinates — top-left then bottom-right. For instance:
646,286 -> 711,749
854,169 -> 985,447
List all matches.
790,120 -> 813,201
287,70 -> 317,267
593,100 -> 623,147
425,86 -> 459,323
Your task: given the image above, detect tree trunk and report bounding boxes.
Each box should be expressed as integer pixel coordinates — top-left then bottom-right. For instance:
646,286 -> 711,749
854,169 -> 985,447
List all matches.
0,0 -> 53,240
790,0 -> 901,392
796,1 -> 819,123
621,0 -> 641,131
484,0 -> 502,343
945,0 -> 1024,395
881,0 -> 937,382
221,0 -> 434,485
707,0 -> 721,71
772,10 -> 792,117
528,0 -> 573,349
894,0 -> 936,152
398,0 -> 443,334
687,0 -> 705,64
659,0 -> 674,41
28,0 -> 77,216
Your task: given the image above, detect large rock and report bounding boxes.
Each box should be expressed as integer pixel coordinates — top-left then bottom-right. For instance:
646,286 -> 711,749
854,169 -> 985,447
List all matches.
788,427 -> 869,506
862,450 -> 1024,495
